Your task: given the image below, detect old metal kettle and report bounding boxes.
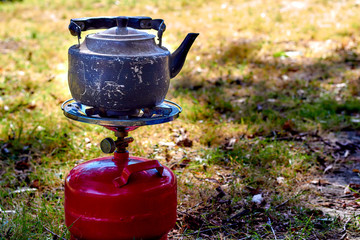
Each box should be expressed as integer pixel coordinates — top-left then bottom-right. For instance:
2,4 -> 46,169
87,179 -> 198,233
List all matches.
68,16 -> 198,112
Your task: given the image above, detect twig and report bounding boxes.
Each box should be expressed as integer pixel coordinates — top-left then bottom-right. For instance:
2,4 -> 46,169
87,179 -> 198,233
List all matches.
225,208 -> 250,222
340,232 -> 347,240
338,194 -> 354,199
188,202 -> 201,211
274,199 -> 290,209
267,217 -> 277,240
343,217 -> 351,232
177,203 -> 202,218
311,132 -> 334,147
312,230 -> 321,240
274,190 -> 304,209
46,147 -> 59,157
340,215 -> 354,239
44,226 -> 67,240
239,233 -> 269,240
238,235 -> 252,240
271,136 -> 305,141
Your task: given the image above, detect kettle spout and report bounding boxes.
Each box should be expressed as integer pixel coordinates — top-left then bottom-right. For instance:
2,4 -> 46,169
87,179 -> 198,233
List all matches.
170,33 -> 199,79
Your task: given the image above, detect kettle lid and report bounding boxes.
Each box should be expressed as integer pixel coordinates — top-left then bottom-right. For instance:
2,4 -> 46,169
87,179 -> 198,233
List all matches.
87,17 -> 155,41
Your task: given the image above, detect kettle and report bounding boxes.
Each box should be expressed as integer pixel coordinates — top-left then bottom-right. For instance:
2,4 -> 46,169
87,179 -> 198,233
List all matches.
68,16 -> 199,112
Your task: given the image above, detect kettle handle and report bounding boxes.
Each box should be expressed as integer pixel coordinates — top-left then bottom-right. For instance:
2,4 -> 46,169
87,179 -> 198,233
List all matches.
69,16 -> 166,46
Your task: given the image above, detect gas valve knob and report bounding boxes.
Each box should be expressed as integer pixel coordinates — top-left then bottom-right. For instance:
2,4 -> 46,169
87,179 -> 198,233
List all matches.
100,137 -> 116,153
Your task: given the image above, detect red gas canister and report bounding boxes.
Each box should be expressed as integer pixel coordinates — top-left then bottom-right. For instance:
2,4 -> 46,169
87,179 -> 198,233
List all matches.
65,152 -> 177,240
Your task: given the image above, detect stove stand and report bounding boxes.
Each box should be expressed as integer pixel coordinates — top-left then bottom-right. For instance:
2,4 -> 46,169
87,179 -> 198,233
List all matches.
61,98 -> 181,127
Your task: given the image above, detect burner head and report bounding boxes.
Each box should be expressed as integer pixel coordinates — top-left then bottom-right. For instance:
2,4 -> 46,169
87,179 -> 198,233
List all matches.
84,105 -> 172,119
85,107 -> 140,118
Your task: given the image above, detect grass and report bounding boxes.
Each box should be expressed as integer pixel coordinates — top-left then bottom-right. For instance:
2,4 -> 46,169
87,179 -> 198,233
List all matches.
1,0 -> 360,239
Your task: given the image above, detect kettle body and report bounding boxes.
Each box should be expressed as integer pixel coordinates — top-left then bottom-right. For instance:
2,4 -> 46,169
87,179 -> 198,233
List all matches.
67,16 -> 198,112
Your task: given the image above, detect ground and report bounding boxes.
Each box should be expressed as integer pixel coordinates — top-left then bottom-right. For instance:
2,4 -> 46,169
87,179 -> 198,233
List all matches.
1,0 -> 360,239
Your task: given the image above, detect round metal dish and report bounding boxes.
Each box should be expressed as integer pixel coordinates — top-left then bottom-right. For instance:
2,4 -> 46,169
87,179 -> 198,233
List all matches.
61,99 -> 182,127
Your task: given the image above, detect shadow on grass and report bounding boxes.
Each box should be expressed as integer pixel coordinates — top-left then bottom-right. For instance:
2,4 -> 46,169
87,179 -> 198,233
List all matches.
171,39 -> 360,238
174,38 -> 360,135
0,116 -> 78,188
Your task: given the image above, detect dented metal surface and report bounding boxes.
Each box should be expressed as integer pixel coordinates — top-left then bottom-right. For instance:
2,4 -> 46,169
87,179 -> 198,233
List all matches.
67,16 -> 198,111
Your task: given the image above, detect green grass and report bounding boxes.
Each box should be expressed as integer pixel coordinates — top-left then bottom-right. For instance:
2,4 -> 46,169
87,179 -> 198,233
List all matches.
1,0 -> 360,239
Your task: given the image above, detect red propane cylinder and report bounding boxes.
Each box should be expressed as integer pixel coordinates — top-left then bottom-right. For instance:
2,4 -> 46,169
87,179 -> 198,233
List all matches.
65,152 -> 177,240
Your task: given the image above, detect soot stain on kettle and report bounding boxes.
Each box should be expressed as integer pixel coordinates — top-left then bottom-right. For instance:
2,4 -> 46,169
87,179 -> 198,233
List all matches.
129,57 -> 158,84
76,60 -> 86,96
130,63 -> 143,84
115,58 -> 125,82
102,81 -> 125,97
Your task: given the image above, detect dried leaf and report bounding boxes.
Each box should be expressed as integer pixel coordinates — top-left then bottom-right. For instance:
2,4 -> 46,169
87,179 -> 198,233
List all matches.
349,201 -> 360,208
282,120 -> 294,132
15,157 -> 30,171
344,183 -> 360,195
222,137 -> 237,150
323,165 -> 333,174
310,179 -> 331,186
282,120 -> 299,134
277,177 -> 285,184
205,178 -> 220,184
159,141 -> 176,148
179,159 -> 190,168
26,101 -> 37,110
176,138 -> 193,147
215,186 -> 226,199
344,185 -> 351,194
183,214 -> 203,230
175,128 -> 193,147
30,179 -> 40,189
319,202 -> 335,207
349,183 -> 360,189
11,187 -> 37,194
245,186 -> 260,195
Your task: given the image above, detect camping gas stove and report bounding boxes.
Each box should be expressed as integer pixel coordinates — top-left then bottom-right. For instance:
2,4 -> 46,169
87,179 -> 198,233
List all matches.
61,99 -> 182,240
61,14 -> 198,239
